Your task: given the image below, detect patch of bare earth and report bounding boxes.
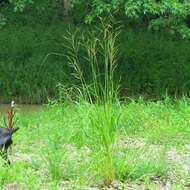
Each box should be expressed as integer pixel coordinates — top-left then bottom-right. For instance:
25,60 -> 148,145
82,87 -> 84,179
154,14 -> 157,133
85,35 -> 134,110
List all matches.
117,137 -> 190,189
10,152 -> 34,162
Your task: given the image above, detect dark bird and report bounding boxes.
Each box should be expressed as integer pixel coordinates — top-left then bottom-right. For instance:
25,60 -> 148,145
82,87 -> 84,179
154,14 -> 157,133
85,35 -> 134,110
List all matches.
0,126 -> 19,164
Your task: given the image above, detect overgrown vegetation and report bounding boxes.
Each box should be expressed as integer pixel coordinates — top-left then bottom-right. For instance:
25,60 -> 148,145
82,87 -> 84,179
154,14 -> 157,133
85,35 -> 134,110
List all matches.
1,5 -> 190,103
1,98 -> 190,189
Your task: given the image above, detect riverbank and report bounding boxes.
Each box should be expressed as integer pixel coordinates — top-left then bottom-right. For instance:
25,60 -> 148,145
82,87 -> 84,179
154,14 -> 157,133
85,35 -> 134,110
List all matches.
1,98 -> 190,189
0,104 -> 43,116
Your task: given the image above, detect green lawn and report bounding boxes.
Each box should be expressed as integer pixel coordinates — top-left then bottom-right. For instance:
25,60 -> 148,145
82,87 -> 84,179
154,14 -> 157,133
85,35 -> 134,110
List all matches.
1,98 -> 190,189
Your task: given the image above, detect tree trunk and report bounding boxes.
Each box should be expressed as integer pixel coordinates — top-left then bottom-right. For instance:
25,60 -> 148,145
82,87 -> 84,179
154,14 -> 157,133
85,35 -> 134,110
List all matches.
63,0 -> 71,16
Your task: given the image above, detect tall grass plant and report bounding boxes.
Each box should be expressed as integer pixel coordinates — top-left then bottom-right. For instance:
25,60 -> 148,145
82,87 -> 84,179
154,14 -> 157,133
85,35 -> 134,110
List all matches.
64,21 -> 120,185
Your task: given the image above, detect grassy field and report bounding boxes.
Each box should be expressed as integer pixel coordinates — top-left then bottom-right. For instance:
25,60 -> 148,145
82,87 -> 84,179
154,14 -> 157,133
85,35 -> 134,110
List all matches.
1,98 -> 190,189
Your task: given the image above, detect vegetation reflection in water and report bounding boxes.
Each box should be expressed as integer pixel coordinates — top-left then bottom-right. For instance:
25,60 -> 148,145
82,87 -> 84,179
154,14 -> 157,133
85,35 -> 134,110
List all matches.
0,104 -> 43,115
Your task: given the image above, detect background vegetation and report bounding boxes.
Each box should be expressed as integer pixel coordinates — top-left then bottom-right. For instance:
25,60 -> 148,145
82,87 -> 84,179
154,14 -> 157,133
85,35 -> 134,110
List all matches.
1,0 -> 190,103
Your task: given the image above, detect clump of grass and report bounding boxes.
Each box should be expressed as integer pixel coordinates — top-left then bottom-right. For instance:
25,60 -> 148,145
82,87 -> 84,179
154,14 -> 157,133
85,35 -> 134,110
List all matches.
41,140 -> 66,182
85,104 -> 120,185
64,20 -> 120,185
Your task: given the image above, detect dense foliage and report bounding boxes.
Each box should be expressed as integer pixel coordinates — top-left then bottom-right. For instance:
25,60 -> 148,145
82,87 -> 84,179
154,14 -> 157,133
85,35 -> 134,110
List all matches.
72,0 -> 190,38
1,1 -> 190,103
2,0 -> 190,38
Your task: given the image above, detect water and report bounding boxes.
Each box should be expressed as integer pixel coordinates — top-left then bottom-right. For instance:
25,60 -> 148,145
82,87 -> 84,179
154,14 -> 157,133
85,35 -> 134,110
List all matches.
0,104 -> 43,115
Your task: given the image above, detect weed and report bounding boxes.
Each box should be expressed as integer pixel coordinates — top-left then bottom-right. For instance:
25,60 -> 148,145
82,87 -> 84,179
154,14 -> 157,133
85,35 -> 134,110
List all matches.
63,20 -> 120,185
3,101 -> 18,131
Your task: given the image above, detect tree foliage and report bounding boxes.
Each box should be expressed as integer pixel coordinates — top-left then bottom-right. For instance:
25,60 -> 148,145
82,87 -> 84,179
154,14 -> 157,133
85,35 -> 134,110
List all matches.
1,0 -> 190,38
70,0 -> 190,38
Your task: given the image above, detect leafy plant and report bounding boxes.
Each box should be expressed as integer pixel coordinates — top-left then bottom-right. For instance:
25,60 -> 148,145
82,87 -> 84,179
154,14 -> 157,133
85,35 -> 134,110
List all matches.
70,0 -> 190,38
